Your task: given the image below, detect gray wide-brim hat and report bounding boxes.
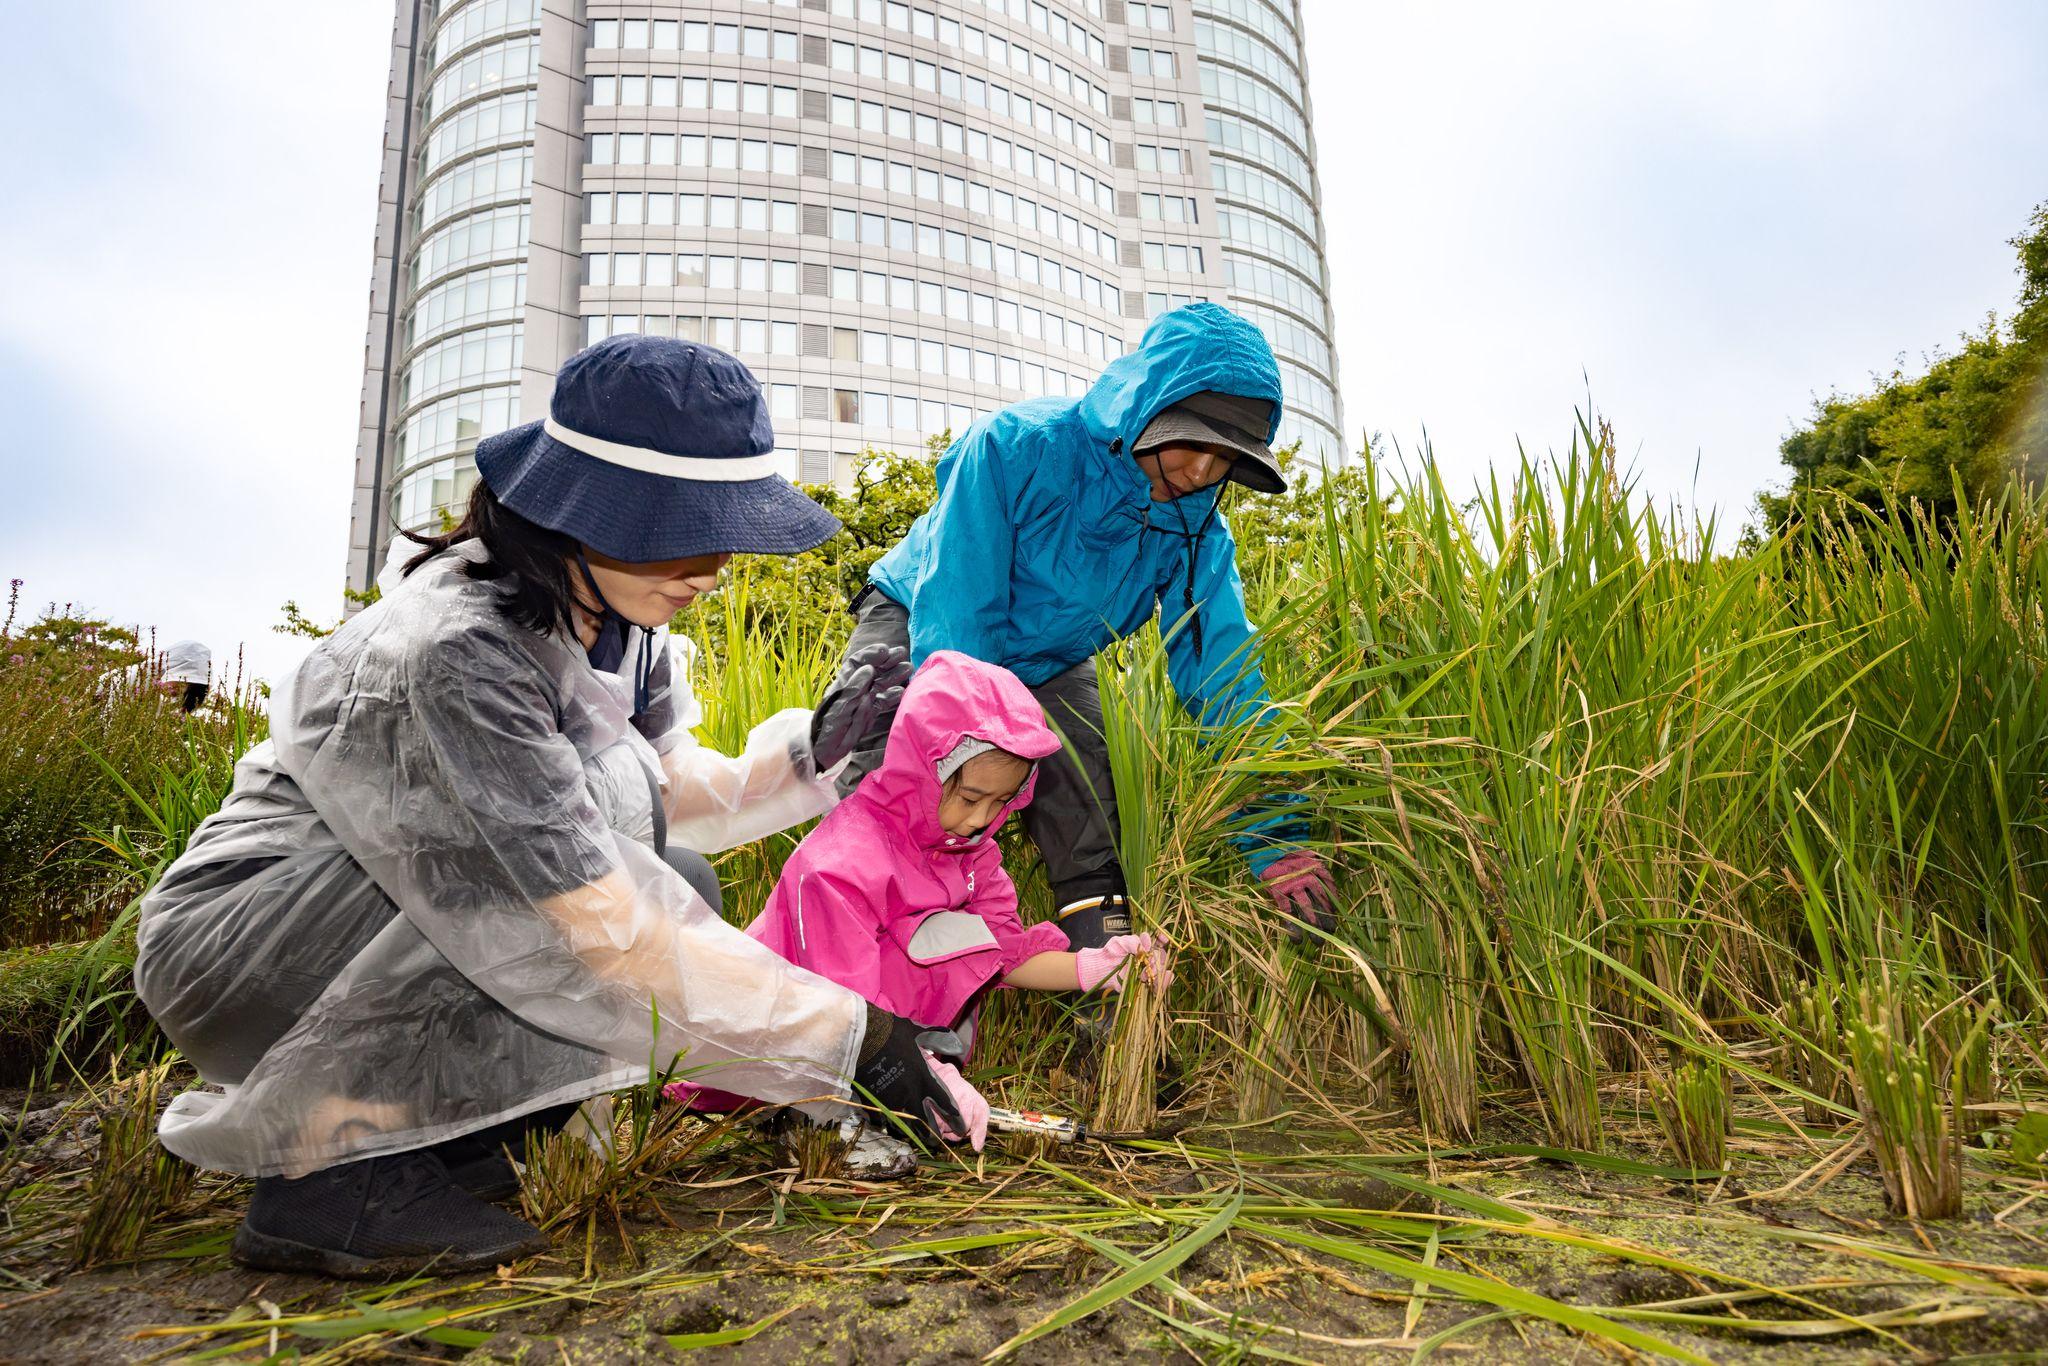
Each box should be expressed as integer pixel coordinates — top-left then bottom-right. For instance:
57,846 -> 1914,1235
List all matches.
1134,391 -> 1284,494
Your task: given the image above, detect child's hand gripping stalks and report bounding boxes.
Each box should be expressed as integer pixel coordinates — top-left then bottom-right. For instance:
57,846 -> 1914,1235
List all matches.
1075,932 -> 1173,994
918,1050 -> 990,1151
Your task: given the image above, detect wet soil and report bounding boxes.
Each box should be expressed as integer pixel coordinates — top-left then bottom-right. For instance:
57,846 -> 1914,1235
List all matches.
5,1093 -> 2048,1363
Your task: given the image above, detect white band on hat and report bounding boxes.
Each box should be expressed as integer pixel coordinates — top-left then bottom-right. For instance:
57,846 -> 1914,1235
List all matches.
543,417 -> 781,481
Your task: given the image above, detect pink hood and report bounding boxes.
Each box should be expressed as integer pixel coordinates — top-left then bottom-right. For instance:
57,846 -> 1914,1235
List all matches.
864,650 -> 1062,851
744,651 -> 1070,1030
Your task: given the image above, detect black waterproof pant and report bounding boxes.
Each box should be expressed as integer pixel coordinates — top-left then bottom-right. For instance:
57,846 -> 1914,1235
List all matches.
826,588 -> 1128,944
144,844 -> 723,1147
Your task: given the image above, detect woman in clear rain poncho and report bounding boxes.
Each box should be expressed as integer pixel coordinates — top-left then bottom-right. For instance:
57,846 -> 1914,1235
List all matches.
134,336 -> 965,1278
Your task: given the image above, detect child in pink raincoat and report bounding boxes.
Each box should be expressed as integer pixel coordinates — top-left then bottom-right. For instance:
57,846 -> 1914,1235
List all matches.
674,651 -> 1167,1150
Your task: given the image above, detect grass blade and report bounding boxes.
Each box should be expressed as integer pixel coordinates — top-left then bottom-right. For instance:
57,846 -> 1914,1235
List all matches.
985,1192 -> 1244,1360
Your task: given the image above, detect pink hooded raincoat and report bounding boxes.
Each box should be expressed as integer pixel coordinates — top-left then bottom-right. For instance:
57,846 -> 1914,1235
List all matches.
750,650 -> 1072,1030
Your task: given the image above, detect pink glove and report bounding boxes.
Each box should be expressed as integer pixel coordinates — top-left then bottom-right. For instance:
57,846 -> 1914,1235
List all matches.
1260,851 -> 1337,932
919,1050 -> 988,1151
1075,932 -> 1173,994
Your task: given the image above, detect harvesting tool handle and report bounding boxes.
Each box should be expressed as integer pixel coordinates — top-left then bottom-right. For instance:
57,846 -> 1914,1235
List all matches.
984,1105 -> 1085,1143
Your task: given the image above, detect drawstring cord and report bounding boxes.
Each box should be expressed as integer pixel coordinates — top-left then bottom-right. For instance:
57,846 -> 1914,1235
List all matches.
575,549 -> 656,715
1115,433 -> 1225,662
1169,488 -> 1223,662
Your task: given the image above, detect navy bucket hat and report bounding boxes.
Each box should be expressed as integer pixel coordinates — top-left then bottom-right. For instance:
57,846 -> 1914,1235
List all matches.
474,334 -> 840,561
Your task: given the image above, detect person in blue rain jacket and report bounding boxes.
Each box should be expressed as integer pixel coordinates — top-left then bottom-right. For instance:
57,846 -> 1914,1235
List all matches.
813,303 -> 1337,959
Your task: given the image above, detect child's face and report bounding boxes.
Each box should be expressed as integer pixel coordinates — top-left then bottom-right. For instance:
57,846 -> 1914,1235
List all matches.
938,751 -> 1032,839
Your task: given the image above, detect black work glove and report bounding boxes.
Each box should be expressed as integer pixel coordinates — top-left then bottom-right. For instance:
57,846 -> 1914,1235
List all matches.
852,1006 -> 968,1143
809,643 -> 912,773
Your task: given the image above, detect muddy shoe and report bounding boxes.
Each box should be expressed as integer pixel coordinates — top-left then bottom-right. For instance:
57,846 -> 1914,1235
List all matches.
836,1116 -> 918,1180
775,1111 -> 917,1180
232,1149 -> 549,1279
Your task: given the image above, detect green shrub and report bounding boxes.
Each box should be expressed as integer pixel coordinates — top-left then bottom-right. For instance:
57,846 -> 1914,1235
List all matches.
0,584 -> 266,947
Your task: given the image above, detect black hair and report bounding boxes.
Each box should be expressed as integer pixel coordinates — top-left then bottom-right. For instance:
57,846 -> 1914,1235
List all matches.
180,682 -> 210,714
402,483 -> 583,636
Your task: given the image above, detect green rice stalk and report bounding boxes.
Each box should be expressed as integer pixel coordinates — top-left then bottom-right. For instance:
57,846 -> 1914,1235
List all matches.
1778,982 -> 1850,1127
1385,877 -> 1479,1139
69,1060 -> 195,1268
781,1114 -> 845,1181
1647,1057 -> 1731,1173
1845,976 -> 1994,1220
1237,946 -> 1306,1121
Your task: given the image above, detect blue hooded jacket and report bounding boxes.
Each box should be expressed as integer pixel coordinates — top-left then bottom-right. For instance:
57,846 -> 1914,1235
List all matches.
871,303 -> 1281,732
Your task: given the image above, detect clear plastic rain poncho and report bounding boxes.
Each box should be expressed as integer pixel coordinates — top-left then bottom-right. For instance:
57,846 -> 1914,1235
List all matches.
135,545 -> 864,1177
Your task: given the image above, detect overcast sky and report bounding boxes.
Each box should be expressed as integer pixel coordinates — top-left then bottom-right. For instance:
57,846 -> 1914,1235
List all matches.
2,2 -> 2043,687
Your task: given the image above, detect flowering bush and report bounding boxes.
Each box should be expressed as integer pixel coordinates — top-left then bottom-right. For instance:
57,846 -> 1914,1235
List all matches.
0,580 -> 264,946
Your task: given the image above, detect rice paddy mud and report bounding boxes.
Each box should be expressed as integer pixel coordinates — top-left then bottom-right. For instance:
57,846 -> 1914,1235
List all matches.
7,1083 -> 2048,1364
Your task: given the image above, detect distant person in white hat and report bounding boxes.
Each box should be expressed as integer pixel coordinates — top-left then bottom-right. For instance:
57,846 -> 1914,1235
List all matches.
96,639 -> 213,713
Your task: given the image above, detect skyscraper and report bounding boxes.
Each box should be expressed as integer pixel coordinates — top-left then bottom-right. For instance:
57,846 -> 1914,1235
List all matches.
347,0 -> 1342,593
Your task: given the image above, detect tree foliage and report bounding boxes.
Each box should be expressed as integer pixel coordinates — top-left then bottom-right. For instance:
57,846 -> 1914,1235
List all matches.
678,443 -> 941,657
682,437 -> 1370,661
1767,200 -> 2048,525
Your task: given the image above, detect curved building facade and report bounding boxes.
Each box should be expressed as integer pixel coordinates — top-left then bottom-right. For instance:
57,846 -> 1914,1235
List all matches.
348,0 -> 1344,593
1189,0 -> 1341,457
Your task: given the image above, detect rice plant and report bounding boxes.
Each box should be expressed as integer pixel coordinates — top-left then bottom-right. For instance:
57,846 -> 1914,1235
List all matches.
680,429 -> 2048,1201
1776,982 -> 1851,1128
1089,624 -> 1201,1135
69,1060 -> 195,1268
1648,1057 -> 1732,1174
519,1082 -> 740,1244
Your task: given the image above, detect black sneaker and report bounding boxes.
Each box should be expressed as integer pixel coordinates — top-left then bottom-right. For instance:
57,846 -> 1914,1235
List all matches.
442,1149 -> 520,1201
429,1103 -> 580,1202
231,1149 -> 549,1279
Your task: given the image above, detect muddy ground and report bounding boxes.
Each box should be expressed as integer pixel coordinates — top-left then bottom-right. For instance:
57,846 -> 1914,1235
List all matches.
5,1089 -> 2048,1363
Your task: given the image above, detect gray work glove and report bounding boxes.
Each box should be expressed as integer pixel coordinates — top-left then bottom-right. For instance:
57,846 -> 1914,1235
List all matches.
809,642 -> 911,772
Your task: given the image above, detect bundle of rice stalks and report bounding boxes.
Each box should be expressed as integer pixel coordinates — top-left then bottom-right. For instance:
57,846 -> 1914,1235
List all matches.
1647,1056 -> 1731,1174
1235,944 -> 1308,1122
1094,968 -> 1170,1135
1088,624 -> 1203,1135
779,1113 -> 847,1180
70,1061 -> 194,1268
1384,878 -> 1478,1139
1777,982 -> 1851,1127
1846,978 -> 1995,1219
